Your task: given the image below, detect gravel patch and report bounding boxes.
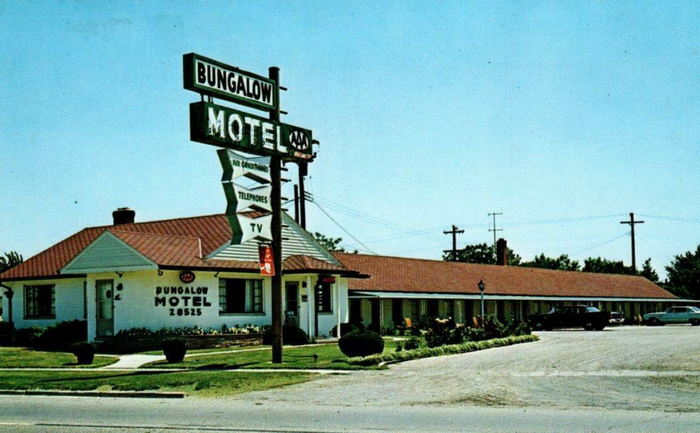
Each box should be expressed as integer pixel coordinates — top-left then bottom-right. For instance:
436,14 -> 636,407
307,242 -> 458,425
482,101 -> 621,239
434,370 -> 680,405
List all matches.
241,326 -> 700,411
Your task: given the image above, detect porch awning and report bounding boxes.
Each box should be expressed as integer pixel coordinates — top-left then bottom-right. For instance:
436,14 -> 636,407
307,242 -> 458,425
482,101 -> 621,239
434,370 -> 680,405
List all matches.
348,290 -> 683,303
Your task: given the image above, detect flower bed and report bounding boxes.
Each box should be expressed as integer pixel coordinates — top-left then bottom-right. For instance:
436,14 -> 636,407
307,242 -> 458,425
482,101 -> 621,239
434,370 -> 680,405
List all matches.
98,325 -> 266,353
347,334 -> 539,366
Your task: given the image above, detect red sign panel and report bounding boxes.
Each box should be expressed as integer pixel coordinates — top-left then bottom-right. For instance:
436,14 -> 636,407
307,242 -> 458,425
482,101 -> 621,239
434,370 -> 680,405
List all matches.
258,245 -> 275,276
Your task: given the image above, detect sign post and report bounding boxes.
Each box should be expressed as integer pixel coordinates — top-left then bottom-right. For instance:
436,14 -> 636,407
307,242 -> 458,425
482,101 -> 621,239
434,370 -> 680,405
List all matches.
268,66 -> 283,364
185,53 -> 314,364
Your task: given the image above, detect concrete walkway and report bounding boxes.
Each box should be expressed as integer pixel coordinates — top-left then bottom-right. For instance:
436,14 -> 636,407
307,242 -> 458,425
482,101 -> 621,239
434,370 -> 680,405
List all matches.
102,354 -> 164,369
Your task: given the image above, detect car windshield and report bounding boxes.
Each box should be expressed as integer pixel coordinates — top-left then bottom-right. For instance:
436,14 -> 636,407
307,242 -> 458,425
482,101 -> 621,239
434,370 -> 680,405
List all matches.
586,306 -> 600,312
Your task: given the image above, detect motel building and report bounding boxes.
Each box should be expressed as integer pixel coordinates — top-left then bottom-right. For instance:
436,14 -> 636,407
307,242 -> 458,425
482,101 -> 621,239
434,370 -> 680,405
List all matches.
0,209 -> 688,341
0,208 -> 365,341
339,244 -> 684,332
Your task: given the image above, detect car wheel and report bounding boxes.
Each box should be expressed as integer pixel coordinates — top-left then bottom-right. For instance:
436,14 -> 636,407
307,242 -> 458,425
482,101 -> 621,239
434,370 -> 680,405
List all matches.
647,318 -> 660,326
595,323 -> 606,331
690,319 -> 700,326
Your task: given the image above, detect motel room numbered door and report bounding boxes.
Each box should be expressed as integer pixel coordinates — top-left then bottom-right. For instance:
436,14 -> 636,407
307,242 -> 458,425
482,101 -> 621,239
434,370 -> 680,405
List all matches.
285,282 -> 299,327
95,280 -> 114,337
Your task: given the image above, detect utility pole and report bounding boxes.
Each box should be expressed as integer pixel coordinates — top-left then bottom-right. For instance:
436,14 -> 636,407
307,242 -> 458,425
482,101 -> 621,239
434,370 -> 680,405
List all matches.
488,212 -> 503,247
269,66 -> 283,364
620,212 -> 645,271
443,225 -> 464,261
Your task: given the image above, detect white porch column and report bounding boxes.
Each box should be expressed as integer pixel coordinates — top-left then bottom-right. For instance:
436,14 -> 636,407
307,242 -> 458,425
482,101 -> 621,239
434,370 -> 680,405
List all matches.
335,284 -> 340,338
305,275 -> 314,337
86,276 -> 97,342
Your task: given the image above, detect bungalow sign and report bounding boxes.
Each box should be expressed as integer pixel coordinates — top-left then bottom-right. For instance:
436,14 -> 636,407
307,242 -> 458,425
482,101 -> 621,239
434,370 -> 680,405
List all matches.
183,53 -> 276,111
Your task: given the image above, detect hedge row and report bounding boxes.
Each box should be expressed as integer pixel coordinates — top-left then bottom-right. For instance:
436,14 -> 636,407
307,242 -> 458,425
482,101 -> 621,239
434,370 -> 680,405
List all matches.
347,334 -> 539,366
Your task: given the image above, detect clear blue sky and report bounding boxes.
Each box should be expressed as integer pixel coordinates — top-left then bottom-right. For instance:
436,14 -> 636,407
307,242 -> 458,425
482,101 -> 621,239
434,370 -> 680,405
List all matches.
1,1 -> 698,279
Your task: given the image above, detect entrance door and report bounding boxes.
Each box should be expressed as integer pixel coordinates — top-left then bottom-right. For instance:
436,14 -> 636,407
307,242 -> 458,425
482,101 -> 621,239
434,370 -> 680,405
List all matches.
284,282 -> 299,327
95,280 -> 114,337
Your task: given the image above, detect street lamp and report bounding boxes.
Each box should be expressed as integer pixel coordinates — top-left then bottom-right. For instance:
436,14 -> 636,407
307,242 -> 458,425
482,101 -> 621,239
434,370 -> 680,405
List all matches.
477,280 -> 485,323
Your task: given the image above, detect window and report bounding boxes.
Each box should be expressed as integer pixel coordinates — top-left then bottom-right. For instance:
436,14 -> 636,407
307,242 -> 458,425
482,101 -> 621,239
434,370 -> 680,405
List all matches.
316,282 -> 332,313
24,285 -> 55,319
219,278 -> 263,314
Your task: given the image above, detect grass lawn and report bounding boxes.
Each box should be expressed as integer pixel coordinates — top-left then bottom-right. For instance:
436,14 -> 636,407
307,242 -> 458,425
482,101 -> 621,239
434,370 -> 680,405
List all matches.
0,347 -> 118,368
146,340 -> 398,370
0,370 -> 315,397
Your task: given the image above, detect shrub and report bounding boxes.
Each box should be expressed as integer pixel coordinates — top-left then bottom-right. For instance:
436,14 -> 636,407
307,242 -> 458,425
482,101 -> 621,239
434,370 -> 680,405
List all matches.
509,321 -> 532,336
338,329 -> 384,357
424,317 -> 465,347
262,325 -> 309,346
35,320 -> 87,350
329,322 -> 360,338
482,315 -> 508,340
347,335 -> 539,366
70,342 -> 96,365
162,338 -> 187,363
465,327 -> 486,341
403,336 -> 424,350
13,326 -> 46,347
283,325 -> 308,345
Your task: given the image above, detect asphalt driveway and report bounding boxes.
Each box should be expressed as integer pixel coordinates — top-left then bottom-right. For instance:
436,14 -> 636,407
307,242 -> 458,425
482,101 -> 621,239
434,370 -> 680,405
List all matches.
244,326 -> 700,412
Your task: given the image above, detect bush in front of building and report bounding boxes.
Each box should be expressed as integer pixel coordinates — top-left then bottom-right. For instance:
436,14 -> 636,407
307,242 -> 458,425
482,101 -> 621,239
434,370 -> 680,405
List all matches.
482,315 -> 508,340
70,342 -> 96,365
162,338 -> 187,363
507,321 -> 532,336
338,329 -> 384,357
35,320 -> 87,350
348,334 -> 539,366
424,318 -> 466,348
465,327 -> 486,341
11,326 -> 46,347
330,322 -> 363,337
283,325 -> 309,345
403,335 -> 424,350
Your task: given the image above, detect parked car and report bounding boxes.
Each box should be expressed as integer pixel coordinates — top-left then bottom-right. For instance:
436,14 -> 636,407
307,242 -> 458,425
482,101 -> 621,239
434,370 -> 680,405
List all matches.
528,305 -> 610,331
644,306 -> 700,326
608,311 -> 624,326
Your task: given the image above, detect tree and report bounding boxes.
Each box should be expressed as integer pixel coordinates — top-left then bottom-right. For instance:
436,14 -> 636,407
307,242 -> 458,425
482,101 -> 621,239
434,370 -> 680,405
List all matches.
0,251 -> 23,273
520,253 -> 581,271
639,258 -> 660,283
582,257 -> 635,275
445,243 -> 521,266
312,232 -> 346,252
665,245 -> 700,299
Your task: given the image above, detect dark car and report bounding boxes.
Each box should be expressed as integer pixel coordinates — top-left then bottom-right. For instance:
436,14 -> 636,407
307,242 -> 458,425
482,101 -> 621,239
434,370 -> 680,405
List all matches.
529,305 -> 610,331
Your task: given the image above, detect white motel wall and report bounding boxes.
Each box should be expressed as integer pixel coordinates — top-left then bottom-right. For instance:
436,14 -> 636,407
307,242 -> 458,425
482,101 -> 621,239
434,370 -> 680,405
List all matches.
1,270 -> 349,341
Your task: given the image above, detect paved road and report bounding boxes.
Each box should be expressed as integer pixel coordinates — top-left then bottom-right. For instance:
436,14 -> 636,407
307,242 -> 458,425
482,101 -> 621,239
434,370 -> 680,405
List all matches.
1,395 -> 699,432
1,326 -> 698,432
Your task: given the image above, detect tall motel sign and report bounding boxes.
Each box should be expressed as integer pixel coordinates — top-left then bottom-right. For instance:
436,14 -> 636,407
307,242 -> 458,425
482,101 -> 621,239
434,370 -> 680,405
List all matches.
183,53 -> 315,363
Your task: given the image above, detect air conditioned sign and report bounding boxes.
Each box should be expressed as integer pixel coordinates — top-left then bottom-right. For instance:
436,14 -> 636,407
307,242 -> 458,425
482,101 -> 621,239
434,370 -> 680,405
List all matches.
183,53 -> 276,111
218,150 -> 273,244
190,102 -> 314,161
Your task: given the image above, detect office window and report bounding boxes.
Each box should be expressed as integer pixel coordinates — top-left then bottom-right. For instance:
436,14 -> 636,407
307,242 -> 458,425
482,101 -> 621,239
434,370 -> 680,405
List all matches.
219,278 -> 263,314
24,285 -> 55,319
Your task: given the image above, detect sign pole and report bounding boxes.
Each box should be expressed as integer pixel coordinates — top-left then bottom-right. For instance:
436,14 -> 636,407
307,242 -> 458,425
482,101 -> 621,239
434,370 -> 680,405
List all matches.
269,66 -> 283,364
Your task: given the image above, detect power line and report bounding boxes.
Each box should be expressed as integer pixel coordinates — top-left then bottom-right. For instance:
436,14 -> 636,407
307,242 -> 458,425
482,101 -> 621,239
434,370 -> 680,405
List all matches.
570,231 -> 630,256
311,200 -> 378,255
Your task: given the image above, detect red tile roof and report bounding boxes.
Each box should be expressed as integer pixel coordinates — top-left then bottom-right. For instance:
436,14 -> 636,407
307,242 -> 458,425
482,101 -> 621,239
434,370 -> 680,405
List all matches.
0,214 -> 358,281
334,253 -> 677,299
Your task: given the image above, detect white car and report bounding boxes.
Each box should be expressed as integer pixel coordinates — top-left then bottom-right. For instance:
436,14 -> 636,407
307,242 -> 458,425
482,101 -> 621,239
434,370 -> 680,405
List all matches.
644,306 -> 700,326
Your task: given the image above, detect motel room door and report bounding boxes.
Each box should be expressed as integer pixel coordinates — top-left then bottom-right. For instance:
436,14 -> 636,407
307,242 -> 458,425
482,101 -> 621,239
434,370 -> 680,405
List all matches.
284,282 -> 299,327
95,280 -> 114,337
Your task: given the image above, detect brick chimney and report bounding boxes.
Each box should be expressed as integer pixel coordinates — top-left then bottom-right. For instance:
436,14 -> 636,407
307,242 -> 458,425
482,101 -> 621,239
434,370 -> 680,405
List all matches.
112,207 -> 135,225
496,238 -> 508,266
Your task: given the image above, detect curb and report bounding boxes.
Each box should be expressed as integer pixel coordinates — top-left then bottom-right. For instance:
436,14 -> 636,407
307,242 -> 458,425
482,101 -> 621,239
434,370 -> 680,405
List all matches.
0,390 -> 185,399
